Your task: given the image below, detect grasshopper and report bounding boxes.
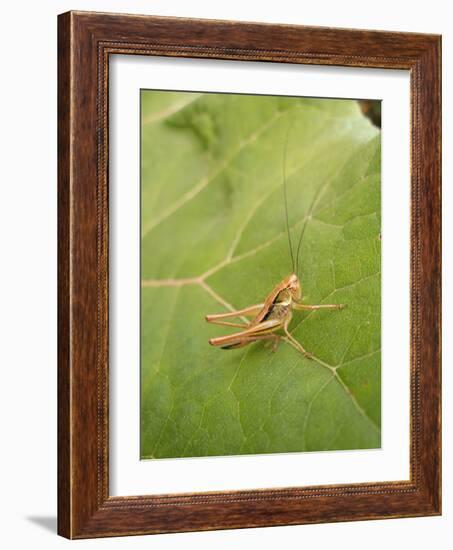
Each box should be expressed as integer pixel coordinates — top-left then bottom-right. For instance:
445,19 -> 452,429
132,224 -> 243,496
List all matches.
205,119 -> 345,358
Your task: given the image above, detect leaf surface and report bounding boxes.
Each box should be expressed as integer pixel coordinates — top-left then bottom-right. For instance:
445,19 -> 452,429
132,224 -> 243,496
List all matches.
140,91 -> 381,458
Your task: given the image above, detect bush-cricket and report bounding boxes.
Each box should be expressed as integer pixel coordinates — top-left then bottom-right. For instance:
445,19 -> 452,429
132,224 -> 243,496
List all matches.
205,118 -> 345,358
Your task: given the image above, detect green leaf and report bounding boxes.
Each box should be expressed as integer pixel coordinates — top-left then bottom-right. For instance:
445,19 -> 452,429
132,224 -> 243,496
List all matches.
140,91 -> 381,459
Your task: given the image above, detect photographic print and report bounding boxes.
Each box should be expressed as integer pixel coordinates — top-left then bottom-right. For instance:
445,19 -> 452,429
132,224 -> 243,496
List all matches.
58,13 -> 441,537
140,90 -> 381,460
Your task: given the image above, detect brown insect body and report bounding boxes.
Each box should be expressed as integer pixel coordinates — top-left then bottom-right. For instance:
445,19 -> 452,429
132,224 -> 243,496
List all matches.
206,272 -> 343,357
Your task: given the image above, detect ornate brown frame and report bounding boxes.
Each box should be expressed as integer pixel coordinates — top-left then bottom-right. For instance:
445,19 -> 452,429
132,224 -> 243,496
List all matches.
58,10 -> 441,539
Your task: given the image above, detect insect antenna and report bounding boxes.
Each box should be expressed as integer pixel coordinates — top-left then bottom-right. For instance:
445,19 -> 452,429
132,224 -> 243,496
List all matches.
282,119 -> 296,274
295,184 -> 323,279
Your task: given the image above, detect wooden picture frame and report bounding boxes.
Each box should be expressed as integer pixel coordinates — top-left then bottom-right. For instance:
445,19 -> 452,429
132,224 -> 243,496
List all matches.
58,10 -> 441,539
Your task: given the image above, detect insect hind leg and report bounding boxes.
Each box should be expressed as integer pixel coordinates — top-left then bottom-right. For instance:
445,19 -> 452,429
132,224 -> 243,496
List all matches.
221,334 -> 281,351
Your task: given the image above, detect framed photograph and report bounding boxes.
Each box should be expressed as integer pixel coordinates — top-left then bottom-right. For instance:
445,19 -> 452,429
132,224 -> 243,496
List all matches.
58,11 -> 441,538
